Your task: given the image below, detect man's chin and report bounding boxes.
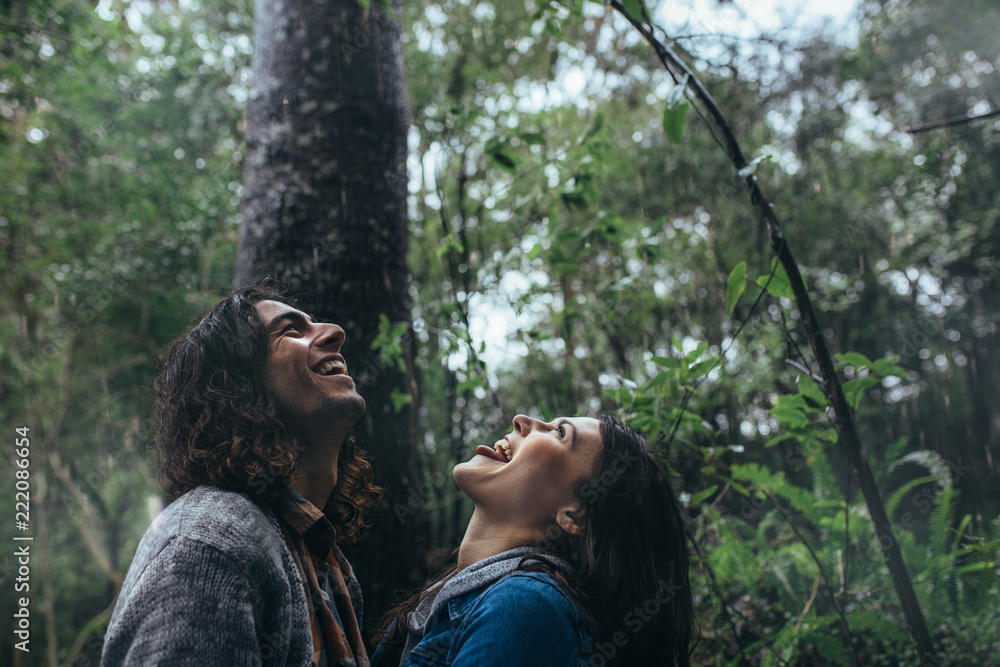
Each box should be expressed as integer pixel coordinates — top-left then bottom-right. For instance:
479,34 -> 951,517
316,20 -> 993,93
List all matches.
281,393 -> 366,430
330,392 -> 366,424
348,394 -> 366,420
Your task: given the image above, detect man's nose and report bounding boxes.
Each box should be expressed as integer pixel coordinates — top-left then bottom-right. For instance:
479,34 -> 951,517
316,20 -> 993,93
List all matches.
315,323 -> 345,351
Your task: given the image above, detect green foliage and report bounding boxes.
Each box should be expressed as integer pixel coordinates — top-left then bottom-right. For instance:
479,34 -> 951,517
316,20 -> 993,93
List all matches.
606,338 -> 718,441
401,1 -> 1000,660
620,0 -> 644,22
484,136 -> 523,173
756,257 -> 796,300
662,101 -> 691,145
1,0 -> 251,662
834,352 -> 908,410
725,261 -> 746,316
613,345 -> 997,663
371,313 -> 410,372
662,75 -> 691,145
730,463 -> 816,517
390,389 -> 414,412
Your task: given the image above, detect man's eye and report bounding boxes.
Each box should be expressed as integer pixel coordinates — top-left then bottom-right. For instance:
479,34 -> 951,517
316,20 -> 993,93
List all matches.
282,324 -> 298,334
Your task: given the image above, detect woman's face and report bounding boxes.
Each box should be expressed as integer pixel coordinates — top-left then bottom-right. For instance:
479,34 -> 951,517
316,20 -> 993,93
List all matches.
453,415 -> 603,537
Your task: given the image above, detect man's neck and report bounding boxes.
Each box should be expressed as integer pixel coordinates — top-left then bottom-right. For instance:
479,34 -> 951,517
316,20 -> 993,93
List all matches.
289,424 -> 349,509
456,509 -> 539,570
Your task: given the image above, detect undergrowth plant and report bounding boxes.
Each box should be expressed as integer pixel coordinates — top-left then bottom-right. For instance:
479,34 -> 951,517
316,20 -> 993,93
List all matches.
608,336 -> 1000,664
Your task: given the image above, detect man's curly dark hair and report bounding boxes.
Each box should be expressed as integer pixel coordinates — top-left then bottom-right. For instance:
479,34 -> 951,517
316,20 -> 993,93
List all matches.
154,280 -> 381,543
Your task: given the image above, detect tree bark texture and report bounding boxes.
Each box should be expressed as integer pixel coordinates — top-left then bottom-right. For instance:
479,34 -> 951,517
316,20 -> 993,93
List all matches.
237,0 -> 424,630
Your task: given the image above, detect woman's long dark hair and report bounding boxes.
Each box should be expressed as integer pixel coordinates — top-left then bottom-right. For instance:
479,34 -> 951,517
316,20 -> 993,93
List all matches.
375,414 -> 694,665
155,279 -> 381,542
569,414 -> 695,666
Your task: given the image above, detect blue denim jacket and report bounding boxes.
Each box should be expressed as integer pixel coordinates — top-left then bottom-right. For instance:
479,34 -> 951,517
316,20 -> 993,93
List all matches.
372,571 -> 593,667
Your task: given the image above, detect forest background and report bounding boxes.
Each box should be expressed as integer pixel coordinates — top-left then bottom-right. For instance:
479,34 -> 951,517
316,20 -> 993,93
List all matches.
2,0 -> 999,665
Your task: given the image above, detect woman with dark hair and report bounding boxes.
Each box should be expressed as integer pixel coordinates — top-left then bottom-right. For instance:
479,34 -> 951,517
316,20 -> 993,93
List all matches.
372,414 -> 694,667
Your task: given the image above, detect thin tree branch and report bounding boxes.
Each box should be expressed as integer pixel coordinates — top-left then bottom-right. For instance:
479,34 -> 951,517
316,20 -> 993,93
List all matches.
0,19 -> 82,44
670,32 -> 797,49
793,576 -> 820,635
608,1 -> 940,663
905,108 -> 1000,134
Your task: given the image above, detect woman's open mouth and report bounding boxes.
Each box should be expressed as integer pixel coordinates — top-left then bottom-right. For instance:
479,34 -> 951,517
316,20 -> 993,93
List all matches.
475,445 -> 509,463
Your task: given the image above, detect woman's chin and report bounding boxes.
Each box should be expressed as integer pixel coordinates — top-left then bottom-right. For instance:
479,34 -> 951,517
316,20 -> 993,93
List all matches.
451,462 -> 488,500
452,461 -> 471,489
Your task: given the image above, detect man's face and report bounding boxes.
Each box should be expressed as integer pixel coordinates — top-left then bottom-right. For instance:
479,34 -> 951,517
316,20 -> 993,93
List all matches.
255,299 -> 366,433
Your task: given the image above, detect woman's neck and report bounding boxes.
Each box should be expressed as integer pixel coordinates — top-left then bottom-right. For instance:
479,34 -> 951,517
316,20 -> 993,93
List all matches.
456,509 -> 539,570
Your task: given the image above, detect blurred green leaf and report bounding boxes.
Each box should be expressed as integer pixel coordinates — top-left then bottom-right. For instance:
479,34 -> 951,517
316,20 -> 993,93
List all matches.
621,0 -> 643,21
797,375 -> 828,409
520,131 -> 546,146
755,258 -> 795,299
690,485 -> 719,505
726,261 -> 747,316
390,389 -> 413,412
771,404 -> 808,429
843,375 -> 881,409
663,101 -> 690,145
835,351 -> 874,371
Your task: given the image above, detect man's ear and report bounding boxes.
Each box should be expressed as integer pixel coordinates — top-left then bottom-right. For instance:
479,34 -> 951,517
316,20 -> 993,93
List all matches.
556,504 -> 586,536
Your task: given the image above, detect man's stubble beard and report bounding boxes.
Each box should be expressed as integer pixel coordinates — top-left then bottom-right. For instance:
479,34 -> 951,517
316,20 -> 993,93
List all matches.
282,391 -> 366,443
324,390 -> 366,424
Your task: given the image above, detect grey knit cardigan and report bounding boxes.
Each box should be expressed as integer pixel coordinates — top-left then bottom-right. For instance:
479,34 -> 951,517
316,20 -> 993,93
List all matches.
101,486 -> 317,666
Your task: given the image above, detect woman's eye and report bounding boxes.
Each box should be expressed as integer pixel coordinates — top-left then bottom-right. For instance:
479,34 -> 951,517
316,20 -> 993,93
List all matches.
557,425 -> 566,437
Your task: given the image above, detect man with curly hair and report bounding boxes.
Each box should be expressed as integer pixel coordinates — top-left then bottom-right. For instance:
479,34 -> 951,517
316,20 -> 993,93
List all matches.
102,281 -> 381,667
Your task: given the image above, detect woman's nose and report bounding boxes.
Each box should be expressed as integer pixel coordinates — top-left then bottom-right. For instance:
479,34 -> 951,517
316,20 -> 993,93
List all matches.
512,414 -> 531,435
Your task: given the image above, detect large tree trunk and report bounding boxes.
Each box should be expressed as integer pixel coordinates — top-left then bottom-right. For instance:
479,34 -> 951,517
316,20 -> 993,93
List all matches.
237,0 -> 424,632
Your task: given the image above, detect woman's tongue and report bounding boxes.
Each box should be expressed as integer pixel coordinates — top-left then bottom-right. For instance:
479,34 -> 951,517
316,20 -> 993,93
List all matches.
475,445 -> 507,463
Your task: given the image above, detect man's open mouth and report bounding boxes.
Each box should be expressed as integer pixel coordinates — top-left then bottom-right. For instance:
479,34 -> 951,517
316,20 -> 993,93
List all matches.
314,359 -> 347,376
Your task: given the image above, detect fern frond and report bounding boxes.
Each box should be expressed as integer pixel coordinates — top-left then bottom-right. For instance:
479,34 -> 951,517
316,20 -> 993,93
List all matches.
930,487 -> 957,559
846,609 -> 908,644
888,449 -> 953,490
808,632 -> 851,667
731,462 -> 817,517
713,517 -> 763,586
885,474 -> 937,518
